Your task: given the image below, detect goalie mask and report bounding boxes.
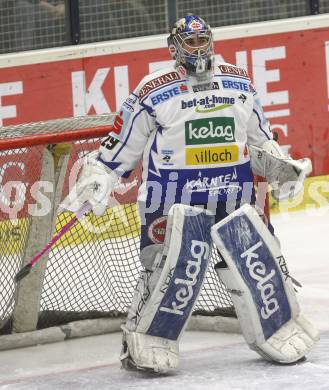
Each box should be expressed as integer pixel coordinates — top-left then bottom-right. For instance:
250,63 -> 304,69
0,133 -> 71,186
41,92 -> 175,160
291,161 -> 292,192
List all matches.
167,15 -> 214,78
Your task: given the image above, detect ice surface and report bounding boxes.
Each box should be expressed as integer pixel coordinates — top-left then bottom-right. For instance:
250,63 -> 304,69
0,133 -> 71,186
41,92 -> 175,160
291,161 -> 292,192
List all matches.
0,207 -> 328,390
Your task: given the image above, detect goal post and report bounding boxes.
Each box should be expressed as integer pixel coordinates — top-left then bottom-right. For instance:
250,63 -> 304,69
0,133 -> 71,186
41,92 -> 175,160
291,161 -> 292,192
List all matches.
0,114 -> 269,350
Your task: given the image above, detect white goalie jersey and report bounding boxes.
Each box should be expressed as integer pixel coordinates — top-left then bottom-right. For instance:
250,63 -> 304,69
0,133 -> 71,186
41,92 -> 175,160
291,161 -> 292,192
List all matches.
97,58 -> 273,206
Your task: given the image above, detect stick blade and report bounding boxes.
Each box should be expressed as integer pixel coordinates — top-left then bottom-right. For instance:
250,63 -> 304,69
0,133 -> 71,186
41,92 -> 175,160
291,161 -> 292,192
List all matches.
15,264 -> 33,282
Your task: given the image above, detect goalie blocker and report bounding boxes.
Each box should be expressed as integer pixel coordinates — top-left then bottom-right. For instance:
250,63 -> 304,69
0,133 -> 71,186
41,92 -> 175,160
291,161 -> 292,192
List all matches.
211,204 -> 319,364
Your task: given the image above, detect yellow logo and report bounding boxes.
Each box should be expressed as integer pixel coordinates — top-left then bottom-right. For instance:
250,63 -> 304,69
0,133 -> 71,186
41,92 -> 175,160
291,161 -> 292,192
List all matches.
186,145 -> 239,165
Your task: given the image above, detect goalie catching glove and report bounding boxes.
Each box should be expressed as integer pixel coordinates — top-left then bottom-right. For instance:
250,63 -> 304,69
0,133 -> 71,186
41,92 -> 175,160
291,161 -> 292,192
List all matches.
60,151 -> 118,216
249,140 -> 312,201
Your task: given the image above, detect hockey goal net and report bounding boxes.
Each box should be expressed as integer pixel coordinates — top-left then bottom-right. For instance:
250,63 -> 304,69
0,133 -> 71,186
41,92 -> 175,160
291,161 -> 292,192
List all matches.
0,114 -> 268,349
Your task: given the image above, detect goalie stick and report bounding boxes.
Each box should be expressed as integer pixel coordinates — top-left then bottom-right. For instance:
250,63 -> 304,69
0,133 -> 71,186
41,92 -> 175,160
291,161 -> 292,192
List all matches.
14,201 -> 92,282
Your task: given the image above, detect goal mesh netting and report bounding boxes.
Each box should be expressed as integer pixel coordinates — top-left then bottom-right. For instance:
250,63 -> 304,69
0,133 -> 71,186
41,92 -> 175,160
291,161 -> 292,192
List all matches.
0,114 -> 236,336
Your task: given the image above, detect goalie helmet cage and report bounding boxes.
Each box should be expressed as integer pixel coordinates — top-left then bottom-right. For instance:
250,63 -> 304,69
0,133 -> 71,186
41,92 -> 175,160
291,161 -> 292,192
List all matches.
0,114 -> 268,350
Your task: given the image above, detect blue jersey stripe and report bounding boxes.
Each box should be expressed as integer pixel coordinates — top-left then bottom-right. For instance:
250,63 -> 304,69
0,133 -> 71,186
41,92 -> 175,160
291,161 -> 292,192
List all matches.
215,74 -> 250,81
253,108 -> 271,140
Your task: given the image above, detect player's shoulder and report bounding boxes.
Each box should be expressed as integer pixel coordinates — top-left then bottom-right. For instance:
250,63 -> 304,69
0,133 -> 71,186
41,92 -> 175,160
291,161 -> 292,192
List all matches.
136,65 -> 184,101
214,59 -> 250,80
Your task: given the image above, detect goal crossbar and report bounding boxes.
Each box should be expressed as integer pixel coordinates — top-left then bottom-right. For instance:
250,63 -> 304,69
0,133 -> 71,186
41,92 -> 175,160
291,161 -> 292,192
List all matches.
0,114 -> 116,150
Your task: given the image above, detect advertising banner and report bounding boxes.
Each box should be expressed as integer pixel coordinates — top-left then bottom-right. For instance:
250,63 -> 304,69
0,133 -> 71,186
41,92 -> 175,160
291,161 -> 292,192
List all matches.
0,22 -> 329,222
0,26 -> 329,175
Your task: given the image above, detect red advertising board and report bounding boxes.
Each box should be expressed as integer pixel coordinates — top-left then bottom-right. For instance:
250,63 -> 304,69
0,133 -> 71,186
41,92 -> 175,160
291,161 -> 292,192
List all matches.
0,26 -> 328,176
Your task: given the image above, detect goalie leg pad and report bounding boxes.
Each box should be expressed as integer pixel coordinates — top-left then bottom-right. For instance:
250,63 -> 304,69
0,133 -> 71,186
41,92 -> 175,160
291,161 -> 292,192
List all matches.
122,204 -> 213,372
211,204 -> 319,364
127,204 -> 214,340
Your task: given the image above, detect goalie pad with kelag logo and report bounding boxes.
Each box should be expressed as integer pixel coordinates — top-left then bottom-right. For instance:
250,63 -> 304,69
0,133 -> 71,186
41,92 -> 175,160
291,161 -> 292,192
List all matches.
211,204 -> 319,364
120,204 -> 214,373
134,204 -> 214,340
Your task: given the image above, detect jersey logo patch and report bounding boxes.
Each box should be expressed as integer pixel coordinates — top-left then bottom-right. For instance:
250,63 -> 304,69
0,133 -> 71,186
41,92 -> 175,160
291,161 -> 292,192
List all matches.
185,117 -> 235,145
181,95 -> 235,113
221,78 -> 249,92
148,216 -> 167,244
112,111 -> 124,135
139,72 -> 181,100
218,65 -> 249,78
185,168 -> 242,197
186,145 -> 239,165
192,81 -> 220,92
150,83 -> 188,106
